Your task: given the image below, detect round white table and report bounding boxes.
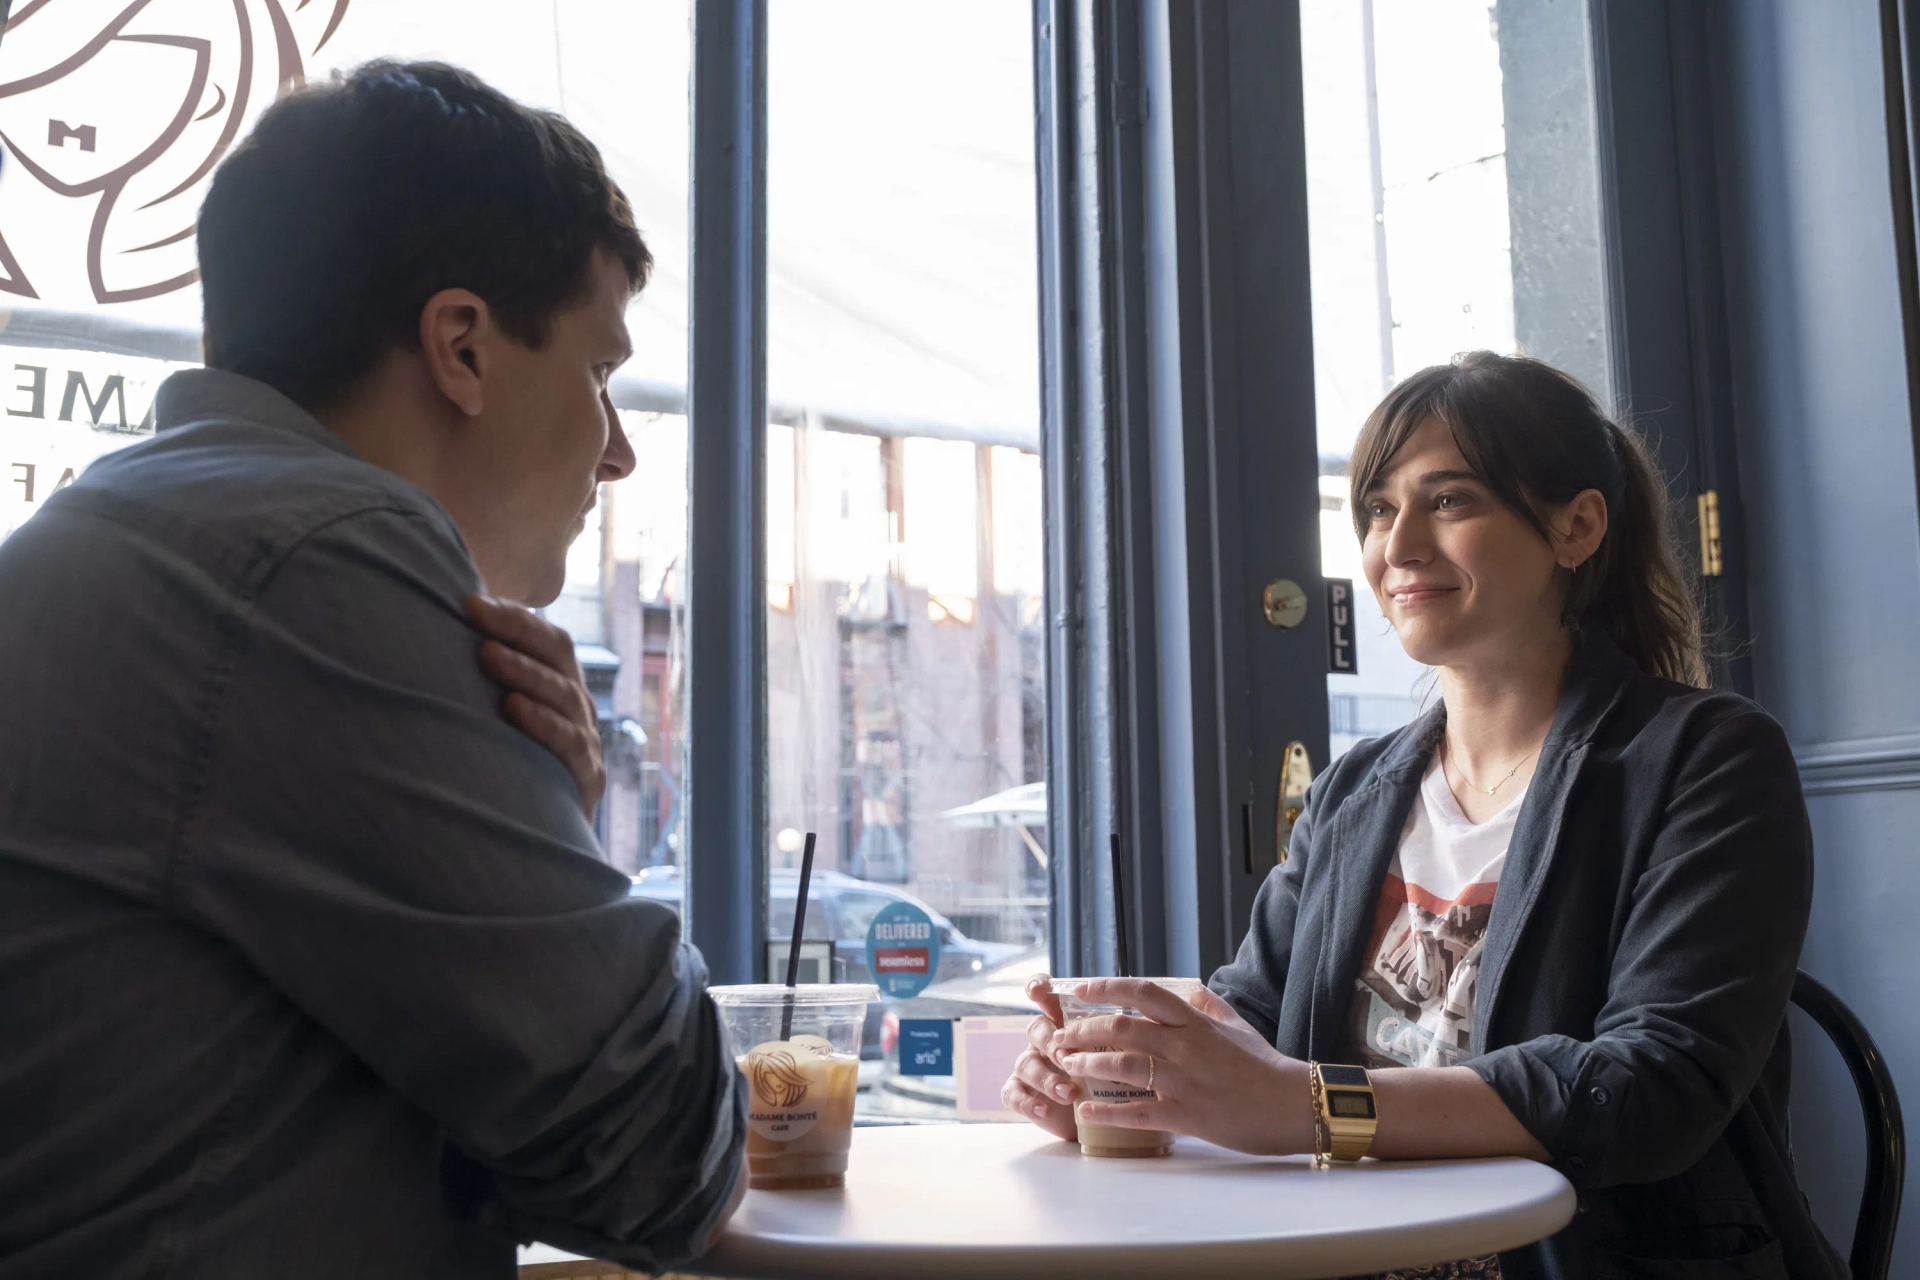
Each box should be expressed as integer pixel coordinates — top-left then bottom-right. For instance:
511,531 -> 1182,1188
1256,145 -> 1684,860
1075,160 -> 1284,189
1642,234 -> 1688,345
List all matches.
520,1124 -> 1575,1280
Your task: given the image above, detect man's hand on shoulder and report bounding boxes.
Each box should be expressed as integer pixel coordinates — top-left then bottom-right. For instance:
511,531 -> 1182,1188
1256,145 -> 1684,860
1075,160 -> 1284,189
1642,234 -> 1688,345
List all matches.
465,593 -> 606,818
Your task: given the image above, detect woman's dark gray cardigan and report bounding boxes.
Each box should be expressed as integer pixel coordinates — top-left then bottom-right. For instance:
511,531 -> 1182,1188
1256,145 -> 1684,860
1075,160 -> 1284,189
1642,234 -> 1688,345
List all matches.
1210,635 -> 1846,1280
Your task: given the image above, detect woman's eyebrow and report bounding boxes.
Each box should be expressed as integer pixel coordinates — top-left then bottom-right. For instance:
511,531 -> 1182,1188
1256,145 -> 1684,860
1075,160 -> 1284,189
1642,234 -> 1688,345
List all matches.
1366,467 -> 1483,496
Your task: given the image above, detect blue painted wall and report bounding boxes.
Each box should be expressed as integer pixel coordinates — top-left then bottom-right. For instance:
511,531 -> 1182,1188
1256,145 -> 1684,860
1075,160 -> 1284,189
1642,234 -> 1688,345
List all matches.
1713,1 -> 1920,1268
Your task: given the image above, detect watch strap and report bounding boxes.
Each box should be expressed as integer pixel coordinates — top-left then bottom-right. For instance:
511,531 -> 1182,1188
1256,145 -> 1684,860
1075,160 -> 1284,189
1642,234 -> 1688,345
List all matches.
1309,1061 -> 1377,1165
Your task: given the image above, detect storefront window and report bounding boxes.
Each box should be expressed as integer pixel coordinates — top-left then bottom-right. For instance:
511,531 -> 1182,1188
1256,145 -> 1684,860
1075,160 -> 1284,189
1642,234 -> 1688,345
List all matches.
765,0 -> 1046,1119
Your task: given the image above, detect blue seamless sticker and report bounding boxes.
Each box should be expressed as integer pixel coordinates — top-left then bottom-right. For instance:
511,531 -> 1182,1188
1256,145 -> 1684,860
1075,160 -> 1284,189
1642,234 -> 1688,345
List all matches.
864,900 -> 941,999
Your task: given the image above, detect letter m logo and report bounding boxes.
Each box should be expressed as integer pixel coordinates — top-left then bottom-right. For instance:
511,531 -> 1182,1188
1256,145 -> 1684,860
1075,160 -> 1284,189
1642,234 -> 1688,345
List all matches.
60,371 -> 127,429
47,120 -> 96,152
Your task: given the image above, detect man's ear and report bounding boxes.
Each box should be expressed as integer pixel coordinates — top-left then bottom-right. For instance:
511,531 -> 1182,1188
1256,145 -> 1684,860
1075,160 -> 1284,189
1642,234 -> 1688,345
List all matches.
418,288 -> 492,418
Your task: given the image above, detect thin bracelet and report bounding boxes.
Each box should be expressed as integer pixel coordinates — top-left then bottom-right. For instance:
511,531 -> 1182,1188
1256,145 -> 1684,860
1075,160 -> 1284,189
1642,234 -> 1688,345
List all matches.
1307,1061 -> 1330,1170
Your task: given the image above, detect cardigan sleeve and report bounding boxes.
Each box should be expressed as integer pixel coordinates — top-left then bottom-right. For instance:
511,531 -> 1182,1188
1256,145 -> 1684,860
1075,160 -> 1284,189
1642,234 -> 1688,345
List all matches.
1466,708 -> 1812,1189
1208,772 -> 1326,1043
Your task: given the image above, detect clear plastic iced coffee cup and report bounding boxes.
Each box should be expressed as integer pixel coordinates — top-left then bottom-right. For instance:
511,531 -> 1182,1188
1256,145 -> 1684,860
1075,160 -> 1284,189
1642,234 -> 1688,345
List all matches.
1051,977 -> 1205,1158
711,984 -> 877,1190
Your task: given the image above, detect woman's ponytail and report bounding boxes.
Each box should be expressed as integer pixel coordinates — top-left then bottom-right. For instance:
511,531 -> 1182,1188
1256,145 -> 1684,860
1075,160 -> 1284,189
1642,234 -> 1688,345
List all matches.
1568,420 -> 1707,686
1349,351 -> 1708,687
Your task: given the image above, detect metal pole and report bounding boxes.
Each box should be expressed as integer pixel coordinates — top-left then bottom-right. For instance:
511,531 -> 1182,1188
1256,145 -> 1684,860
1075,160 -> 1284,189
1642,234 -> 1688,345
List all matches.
686,0 -> 768,985
1361,0 -> 1395,391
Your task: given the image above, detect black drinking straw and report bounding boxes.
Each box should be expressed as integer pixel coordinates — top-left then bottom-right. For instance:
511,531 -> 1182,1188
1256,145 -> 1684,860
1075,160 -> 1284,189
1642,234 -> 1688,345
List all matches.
779,831 -> 818,1040
1110,831 -> 1132,978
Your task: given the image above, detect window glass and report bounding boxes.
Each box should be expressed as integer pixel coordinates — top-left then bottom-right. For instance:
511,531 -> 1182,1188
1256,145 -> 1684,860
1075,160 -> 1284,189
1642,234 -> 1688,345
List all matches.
767,0 -> 1045,1120
0,3 -> 693,868
1301,0 -> 1613,760
770,889 -> 834,943
831,890 -> 898,945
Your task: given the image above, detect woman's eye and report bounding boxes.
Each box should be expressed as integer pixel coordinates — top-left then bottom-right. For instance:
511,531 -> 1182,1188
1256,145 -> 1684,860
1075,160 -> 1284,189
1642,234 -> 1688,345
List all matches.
1365,502 -> 1392,521
1435,492 -> 1470,511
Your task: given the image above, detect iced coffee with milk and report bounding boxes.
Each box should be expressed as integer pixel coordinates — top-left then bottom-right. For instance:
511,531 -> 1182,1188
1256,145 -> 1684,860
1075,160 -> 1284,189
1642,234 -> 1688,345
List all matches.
711,984 -> 876,1190
1052,978 -> 1204,1158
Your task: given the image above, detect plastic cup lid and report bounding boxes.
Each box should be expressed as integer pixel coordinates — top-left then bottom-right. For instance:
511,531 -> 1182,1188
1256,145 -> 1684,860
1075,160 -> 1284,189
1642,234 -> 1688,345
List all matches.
709,983 -> 880,1006
1048,977 -> 1205,997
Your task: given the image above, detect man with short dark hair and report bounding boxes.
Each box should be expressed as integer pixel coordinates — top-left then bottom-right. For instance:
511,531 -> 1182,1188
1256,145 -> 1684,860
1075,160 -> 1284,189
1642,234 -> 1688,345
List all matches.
0,62 -> 743,1277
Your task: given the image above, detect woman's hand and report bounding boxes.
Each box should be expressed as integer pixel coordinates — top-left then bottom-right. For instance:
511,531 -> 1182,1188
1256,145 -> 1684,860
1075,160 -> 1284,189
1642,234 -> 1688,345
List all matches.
1051,977 -> 1314,1157
1001,975 -> 1079,1141
464,593 -> 605,818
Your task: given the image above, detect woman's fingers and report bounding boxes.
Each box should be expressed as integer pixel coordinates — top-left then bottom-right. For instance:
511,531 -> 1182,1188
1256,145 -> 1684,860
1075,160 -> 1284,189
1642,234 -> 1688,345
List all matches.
1077,1098 -> 1171,1131
1026,974 -> 1066,1025
1075,977 -> 1196,1026
1057,1048 -> 1154,1091
1001,1074 -> 1048,1121
1014,1047 -> 1078,1105
1053,1011 -> 1169,1057
1189,985 -> 1250,1028
1003,1066 -> 1080,1141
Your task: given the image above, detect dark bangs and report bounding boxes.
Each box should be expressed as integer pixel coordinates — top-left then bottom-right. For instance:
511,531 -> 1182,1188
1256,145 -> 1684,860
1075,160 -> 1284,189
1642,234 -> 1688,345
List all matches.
1347,353 -> 1620,544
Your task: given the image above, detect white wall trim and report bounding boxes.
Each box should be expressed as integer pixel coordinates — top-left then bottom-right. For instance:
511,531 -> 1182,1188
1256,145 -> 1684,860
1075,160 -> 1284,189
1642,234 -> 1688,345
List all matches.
1794,731 -> 1920,796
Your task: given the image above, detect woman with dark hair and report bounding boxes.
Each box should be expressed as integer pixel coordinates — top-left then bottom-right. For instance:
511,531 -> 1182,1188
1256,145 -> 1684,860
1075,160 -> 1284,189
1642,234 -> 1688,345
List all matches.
1005,352 -> 1840,1279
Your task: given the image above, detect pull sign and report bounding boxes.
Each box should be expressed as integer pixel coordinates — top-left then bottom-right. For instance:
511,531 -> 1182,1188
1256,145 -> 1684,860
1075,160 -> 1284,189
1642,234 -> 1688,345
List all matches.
1326,579 -> 1357,674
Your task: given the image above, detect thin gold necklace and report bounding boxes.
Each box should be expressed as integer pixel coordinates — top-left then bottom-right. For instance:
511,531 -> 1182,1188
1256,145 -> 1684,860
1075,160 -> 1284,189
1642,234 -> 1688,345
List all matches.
1444,739 -> 1540,797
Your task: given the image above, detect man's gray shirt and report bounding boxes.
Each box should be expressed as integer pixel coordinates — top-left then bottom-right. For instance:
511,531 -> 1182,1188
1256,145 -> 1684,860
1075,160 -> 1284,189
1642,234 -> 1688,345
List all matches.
0,369 -> 744,1278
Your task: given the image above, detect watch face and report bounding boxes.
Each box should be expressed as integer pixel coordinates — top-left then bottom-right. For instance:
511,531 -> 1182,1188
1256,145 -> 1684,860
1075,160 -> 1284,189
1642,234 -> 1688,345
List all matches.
1319,1065 -> 1370,1088
1327,1089 -> 1377,1120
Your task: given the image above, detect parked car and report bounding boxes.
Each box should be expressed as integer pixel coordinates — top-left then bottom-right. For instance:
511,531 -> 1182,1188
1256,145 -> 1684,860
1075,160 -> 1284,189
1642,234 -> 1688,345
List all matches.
627,866 -> 1025,1056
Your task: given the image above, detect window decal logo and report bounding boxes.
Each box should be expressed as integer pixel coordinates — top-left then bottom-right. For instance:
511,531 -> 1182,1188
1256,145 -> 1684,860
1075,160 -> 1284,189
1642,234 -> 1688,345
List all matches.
0,0 -> 351,305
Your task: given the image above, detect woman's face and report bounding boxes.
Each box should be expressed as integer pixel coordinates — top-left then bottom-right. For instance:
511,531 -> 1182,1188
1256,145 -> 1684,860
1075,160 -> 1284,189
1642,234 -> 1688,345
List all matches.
1359,417 -> 1592,671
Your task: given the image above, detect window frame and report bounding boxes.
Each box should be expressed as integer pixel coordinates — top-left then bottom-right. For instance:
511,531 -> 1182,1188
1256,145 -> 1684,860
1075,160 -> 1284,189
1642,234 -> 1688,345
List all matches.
683,0 -> 770,984
1591,0 -> 1754,694
1032,0 -> 1326,979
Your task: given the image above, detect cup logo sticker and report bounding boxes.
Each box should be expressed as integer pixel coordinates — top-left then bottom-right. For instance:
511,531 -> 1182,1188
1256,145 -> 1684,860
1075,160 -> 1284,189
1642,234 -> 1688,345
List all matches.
748,1048 -> 811,1109
743,1038 -> 836,1141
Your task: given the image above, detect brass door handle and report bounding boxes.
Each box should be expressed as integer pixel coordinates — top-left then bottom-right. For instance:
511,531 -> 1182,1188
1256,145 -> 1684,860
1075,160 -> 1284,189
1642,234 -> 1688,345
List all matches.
1276,741 -> 1313,863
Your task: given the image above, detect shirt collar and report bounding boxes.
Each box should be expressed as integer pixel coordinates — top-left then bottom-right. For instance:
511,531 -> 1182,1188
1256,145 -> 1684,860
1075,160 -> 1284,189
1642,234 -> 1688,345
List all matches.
152,367 -> 362,461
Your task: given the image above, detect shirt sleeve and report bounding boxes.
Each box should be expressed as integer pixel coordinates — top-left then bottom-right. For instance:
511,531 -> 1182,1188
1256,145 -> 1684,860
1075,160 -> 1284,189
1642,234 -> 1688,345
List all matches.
1465,707 -> 1813,1190
178,506 -> 743,1272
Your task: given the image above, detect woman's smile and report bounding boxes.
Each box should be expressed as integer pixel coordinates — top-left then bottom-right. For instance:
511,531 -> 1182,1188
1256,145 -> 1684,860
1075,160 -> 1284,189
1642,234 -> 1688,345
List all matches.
1388,582 -> 1459,608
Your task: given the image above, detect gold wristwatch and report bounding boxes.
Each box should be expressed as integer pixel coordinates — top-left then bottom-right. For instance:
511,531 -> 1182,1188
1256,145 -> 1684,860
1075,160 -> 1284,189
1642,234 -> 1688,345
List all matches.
1309,1062 -> 1377,1165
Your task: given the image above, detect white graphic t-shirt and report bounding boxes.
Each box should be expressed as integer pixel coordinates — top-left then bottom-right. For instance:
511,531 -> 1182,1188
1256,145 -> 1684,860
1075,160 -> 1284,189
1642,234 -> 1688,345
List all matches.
1342,755 -> 1523,1070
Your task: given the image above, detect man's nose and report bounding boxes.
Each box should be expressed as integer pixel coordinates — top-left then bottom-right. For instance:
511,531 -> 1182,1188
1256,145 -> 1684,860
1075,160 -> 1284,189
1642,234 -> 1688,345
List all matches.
600,394 -> 637,481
